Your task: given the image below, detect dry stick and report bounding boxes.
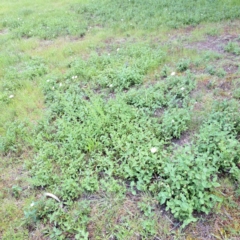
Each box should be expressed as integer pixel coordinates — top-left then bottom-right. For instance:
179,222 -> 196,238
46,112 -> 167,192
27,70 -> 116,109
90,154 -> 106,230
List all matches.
44,192 -> 63,208
223,208 -> 233,220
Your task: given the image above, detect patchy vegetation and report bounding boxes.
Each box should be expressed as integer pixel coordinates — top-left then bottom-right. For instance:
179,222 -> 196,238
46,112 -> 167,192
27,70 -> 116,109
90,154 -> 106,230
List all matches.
0,0 -> 240,239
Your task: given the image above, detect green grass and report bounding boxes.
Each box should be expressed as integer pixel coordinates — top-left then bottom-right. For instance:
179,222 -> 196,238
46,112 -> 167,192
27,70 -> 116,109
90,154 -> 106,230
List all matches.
73,0 -> 240,32
0,0 -> 240,239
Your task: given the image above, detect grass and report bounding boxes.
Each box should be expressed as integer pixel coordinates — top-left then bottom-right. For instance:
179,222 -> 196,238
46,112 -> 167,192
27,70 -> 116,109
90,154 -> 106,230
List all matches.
0,0 -> 240,239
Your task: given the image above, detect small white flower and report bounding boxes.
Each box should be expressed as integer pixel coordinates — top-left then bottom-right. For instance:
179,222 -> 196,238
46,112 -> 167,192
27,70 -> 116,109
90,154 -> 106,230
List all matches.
181,87 -> 185,91
30,202 -> 35,207
74,76 -> 78,79
172,119 -> 175,123
72,76 -> 74,79
150,147 -> 158,153
46,79 -> 50,82
52,86 -> 55,90
121,19 -> 124,21
9,95 -> 14,98
108,53 -> 111,56
117,48 -> 120,52
109,84 -> 113,88
59,83 -> 62,87
171,72 -> 176,76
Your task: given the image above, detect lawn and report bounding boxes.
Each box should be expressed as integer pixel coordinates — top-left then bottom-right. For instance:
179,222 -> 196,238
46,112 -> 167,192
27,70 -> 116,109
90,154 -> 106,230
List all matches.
0,0 -> 240,239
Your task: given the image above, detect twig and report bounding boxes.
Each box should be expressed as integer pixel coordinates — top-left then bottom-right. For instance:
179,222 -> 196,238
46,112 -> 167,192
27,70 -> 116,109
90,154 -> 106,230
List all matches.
44,192 -> 63,208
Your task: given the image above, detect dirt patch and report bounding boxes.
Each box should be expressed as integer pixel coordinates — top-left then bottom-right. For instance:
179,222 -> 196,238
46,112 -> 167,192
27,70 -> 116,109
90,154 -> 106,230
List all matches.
218,79 -> 233,91
185,213 -> 219,240
185,35 -> 239,54
223,63 -> 239,74
162,24 -> 199,43
185,187 -> 240,240
172,131 -> 192,147
87,194 -> 141,239
0,29 -> 8,35
104,37 -> 127,46
153,107 -> 164,118
39,40 -> 53,47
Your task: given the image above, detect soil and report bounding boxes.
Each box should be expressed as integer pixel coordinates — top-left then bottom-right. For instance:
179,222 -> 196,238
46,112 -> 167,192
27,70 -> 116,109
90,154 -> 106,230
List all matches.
185,35 -> 239,54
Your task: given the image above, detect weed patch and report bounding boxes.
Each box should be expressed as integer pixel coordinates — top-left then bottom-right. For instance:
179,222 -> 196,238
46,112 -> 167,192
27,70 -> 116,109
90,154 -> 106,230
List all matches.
224,41 -> 240,55
157,100 -> 240,227
1,0 -> 240,238
75,0 -> 240,31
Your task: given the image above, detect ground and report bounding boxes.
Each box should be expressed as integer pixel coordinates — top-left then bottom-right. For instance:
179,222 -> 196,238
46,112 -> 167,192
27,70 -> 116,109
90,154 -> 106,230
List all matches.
0,0 -> 240,239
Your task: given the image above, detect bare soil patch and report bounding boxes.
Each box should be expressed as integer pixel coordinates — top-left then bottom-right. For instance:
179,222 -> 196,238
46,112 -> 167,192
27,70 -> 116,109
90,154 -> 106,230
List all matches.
185,35 -> 238,53
0,29 -> 8,35
182,20 -> 240,55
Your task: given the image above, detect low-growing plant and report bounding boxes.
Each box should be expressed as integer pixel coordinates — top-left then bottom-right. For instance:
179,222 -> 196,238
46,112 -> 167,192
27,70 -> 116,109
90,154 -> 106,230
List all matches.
165,72 -> 196,106
0,57 -> 48,105
160,107 -> 191,140
160,65 -> 170,78
121,84 -> 166,113
2,11 -> 88,40
233,88 -> 240,99
205,65 -> 216,75
27,65 -> 198,234
120,72 -> 195,113
206,79 -> 217,90
11,185 -> 22,199
1,0 -> 240,238
216,68 -> 226,78
0,121 -> 31,155
224,41 -> 240,55
206,28 -> 220,37
73,0 -> 240,31
176,58 -> 190,72
99,66 -> 143,91
23,198 -> 90,239
66,43 -> 165,92
233,78 -> 240,99
157,100 -> 240,227
158,148 -> 222,227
